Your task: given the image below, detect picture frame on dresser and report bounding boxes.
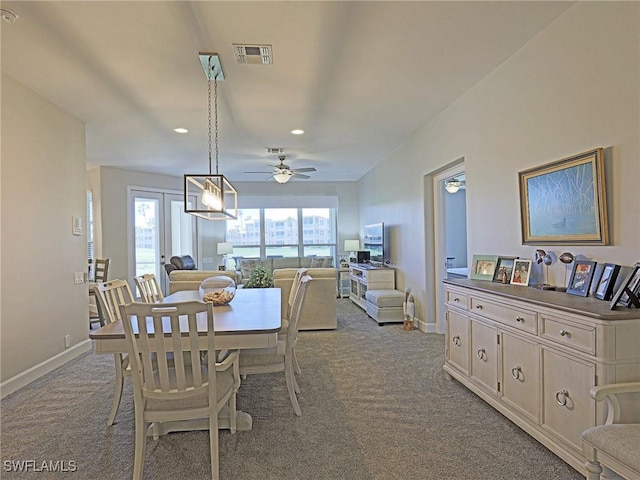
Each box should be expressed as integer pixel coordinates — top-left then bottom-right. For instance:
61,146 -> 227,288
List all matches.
492,256 -> 518,283
610,262 -> 640,309
518,148 -> 609,245
566,260 -> 597,297
470,255 -> 499,281
593,263 -> 621,300
510,259 -> 532,286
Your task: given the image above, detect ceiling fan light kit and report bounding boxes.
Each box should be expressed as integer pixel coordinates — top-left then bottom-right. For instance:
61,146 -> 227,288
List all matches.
244,153 -> 317,184
184,53 -> 238,220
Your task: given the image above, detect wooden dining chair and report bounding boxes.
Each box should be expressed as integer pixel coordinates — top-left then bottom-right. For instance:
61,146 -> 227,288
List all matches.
94,279 -> 135,426
239,275 -> 312,416
118,300 -> 240,480
89,258 -> 111,327
134,273 -> 164,303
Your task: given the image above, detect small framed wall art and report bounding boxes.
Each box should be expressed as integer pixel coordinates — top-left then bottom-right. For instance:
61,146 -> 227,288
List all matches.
593,263 -> 621,301
510,259 -> 532,286
566,260 -> 597,297
470,255 -> 499,281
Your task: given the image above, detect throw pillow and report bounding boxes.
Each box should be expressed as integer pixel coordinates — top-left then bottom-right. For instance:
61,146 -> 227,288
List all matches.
239,259 -> 261,280
310,256 -> 334,268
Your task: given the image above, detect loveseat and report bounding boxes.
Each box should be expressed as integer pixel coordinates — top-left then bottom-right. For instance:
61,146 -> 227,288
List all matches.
273,268 -> 337,330
236,256 -> 333,284
167,270 -> 240,294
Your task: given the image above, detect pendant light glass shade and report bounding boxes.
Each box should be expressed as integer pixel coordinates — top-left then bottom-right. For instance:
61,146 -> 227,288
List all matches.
273,172 -> 291,184
184,53 -> 238,220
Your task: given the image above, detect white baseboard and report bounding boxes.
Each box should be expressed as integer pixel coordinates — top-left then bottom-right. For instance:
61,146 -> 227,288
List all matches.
0,339 -> 92,398
414,317 -> 439,334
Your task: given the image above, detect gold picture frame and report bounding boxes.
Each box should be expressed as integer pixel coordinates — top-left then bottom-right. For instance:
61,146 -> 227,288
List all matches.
519,148 -> 608,245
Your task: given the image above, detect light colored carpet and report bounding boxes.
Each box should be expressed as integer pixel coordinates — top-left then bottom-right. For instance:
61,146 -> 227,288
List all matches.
1,299 -> 583,479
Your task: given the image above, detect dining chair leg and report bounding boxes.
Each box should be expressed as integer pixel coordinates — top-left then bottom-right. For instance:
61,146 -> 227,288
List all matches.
292,350 -> 302,375
209,406 -> 220,480
133,413 -> 147,480
108,355 -> 124,426
285,358 -> 302,416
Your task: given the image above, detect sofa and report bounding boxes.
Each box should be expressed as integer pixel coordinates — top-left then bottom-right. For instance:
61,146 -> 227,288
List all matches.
168,270 -> 240,294
236,256 -> 333,284
273,268 -> 337,330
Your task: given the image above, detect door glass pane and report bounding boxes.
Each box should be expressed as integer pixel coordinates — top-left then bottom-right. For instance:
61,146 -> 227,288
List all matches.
168,198 -> 194,257
134,197 -> 160,278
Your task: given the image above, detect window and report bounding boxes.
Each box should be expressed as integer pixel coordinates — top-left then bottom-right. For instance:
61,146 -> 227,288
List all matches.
225,207 -> 336,261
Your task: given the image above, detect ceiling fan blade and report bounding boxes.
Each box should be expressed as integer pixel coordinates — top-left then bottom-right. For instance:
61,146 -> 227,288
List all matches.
292,173 -> 311,179
291,167 -> 316,173
244,171 -> 273,174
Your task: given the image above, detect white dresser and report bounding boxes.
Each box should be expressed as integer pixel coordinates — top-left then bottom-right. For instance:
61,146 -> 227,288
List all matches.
443,279 -> 640,475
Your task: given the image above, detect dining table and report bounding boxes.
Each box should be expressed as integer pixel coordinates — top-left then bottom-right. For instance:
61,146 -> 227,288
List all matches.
89,287 -> 282,433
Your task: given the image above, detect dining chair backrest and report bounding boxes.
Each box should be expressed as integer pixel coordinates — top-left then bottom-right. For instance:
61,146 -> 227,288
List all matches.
95,279 -> 134,325
119,301 -> 215,398
134,273 -> 164,303
93,258 -> 110,283
286,268 -> 308,319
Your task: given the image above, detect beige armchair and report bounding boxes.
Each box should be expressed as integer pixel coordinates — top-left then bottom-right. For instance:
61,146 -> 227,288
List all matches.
168,270 -> 240,294
581,382 -> 640,480
273,268 -> 337,330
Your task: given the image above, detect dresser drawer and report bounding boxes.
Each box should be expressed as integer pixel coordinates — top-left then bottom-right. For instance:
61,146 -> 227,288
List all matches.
469,296 -> 537,334
446,289 -> 468,310
541,316 -> 595,355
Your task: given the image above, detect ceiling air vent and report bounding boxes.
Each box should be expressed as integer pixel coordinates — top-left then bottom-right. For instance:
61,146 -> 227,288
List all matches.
233,44 -> 273,65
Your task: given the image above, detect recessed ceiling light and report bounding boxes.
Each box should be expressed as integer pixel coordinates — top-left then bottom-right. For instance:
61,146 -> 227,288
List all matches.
174,127 -> 188,133
291,129 -> 304,135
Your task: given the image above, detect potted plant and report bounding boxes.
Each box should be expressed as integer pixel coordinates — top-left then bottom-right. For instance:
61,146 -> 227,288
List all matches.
243,266 -> 274,288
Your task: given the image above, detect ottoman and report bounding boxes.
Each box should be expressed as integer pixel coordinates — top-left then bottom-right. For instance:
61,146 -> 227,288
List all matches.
365,289 -> 405,325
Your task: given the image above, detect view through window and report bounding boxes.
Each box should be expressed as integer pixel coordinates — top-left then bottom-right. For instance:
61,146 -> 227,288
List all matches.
225,208 -> 336,264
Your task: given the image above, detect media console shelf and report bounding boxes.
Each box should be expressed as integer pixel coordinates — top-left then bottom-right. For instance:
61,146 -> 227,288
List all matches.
443,278 -> 640,475
349,263 -> 395,310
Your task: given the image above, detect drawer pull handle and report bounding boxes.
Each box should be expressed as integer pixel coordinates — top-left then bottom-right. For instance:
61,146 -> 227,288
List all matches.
560,329 -> 569,337
477,348 -> 487,360
555,389 -> 569,406
453,297 -> 460,302
511,366 -> 522,380
452,335 -> 461,347
515,317 -> 524,323
475,304 -> 483,310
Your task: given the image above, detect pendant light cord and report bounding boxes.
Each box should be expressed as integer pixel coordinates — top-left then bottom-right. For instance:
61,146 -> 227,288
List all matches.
207,56 -> 220,176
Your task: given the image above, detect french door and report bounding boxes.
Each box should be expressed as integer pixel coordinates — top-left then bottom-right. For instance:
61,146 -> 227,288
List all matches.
130,189 -> 197,295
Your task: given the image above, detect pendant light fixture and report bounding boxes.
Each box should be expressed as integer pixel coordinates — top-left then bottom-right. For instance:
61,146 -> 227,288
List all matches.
184,53 -> 238,220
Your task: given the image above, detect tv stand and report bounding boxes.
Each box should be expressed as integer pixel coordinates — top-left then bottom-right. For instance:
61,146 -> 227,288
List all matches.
348,264 -> 395,310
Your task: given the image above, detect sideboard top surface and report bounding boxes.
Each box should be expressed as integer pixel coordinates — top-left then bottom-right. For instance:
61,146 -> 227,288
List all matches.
443,278 -> 640,321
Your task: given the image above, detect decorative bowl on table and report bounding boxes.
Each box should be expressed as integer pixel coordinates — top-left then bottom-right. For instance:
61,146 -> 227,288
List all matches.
199,276 -> 236,305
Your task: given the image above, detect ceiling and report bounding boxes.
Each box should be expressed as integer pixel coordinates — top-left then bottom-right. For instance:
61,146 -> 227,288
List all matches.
1,1 -> 573,182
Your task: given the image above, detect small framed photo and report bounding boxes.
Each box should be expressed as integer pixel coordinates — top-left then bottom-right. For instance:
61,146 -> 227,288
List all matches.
593,263 -> 621,300
492,256 -> 518,283
510,259 -> 532,286
610,263 -> 640,309
566,260 -> 597,297
470,255 -> 500,281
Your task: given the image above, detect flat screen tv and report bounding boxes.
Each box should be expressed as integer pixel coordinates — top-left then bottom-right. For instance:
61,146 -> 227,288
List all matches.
363,222 -> 385,264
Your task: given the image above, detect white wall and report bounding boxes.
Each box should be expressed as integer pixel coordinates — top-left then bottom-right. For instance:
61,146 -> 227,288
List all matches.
1,74 -> 89,389
359,2 -> 640,329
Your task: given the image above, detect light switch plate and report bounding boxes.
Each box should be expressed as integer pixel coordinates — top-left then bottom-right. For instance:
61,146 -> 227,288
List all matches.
74,272 -> 84,284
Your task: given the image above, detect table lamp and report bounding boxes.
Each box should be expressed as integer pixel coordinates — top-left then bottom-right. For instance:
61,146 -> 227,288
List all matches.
217,242 -> 233,270
344,239 -> 360,264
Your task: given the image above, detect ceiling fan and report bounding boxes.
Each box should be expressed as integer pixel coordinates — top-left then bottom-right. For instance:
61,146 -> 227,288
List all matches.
245,155 -> 316,184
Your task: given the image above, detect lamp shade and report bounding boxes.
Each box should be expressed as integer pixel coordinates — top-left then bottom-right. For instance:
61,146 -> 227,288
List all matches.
344,239 -> 360,252
217,242 -> 233,255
